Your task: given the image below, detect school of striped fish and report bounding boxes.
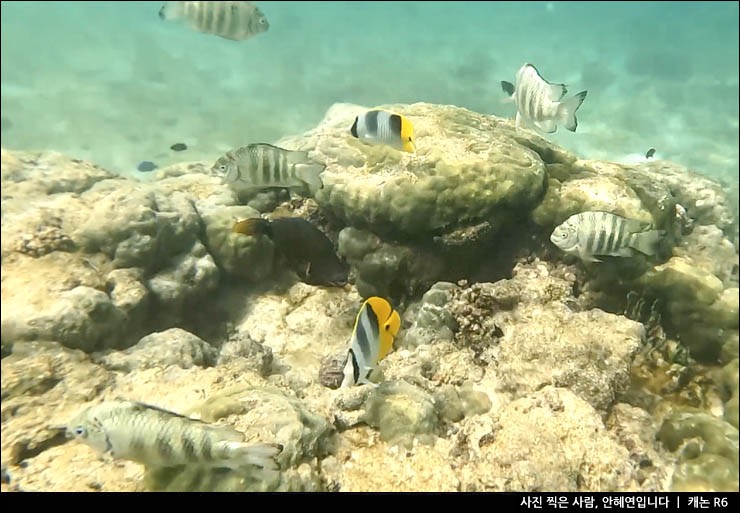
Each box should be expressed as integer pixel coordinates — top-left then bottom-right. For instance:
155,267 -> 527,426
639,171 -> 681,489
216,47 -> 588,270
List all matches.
62,2 -> 674,486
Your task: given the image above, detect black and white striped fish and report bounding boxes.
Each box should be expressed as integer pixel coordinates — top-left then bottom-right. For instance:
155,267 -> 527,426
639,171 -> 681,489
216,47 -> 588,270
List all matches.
213,143 -> 325,195
159,1 -> 269,41
341,297 -> 401,388
350,110 -> 416,153
66,400 -> 281,474
550,211 -> 664,263
501,63 -> 587,133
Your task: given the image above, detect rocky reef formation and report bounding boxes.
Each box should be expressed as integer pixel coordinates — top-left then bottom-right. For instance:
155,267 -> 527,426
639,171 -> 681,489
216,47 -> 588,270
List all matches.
1,102 -> 737,492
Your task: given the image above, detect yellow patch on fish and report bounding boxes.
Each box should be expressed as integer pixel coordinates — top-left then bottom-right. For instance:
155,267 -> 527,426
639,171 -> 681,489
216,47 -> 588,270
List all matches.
341,297 -> 402,387
350,109 -> 416,153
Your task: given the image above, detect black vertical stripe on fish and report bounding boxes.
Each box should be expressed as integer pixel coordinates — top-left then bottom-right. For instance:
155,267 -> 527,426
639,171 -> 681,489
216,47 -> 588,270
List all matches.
249,7 -> 258,36
595,221 -> 607,254
280,151 -> 289,182
201,435 -> 212,461
355,313 -> 373,362
349,349 -> 360,384
214,2 -> 226,35
365,110 -> 379,135
350,118 -> 359,137
182,435 -> 198,462
605,212 -> 619,253
363,303 -> 380,361
527,83 -> 539,122
269,148 -> 279,183
130,434 -> 146,454
225,3 -> 237,37
534,84 -> 546,121
585,213 -> 597,253
205,2 -> 214,33
614,216 -> 627,250
196,3 -> 206,30
156,433 -> 174,461
389,114 -> 402,138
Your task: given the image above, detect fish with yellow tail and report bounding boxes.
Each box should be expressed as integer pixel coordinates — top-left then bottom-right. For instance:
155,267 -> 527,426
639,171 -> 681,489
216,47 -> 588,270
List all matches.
501,63 -> 587,133
233,217 -> 349,287
350,109 -> 416,153
159,1 -> 269,41
341,297 -> 401,388
65,400 -> 282,476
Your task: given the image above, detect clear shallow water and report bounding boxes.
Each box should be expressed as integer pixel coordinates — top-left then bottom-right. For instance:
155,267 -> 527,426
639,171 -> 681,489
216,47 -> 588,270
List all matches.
1,1 -> 738,185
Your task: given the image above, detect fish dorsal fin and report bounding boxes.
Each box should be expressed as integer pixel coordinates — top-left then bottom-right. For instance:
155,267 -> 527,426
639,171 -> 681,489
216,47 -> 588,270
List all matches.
128,400 -> 245,441
548,82 -> 568,101
128,401 -> 206,423
286,149 -> 310,164
203,424 -> 246,442
365,297 -> 392,324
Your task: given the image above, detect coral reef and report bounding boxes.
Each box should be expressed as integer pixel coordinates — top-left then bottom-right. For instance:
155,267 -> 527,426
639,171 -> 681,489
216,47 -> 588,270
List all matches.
2,101 -> 738,492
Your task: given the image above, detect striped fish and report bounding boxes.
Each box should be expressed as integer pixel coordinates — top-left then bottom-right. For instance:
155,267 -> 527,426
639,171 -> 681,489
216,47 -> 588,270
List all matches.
550,211 -> 664,263
341,297 -> 401,388
66,400 -> 282,474
350,110 -> 416,153
159,1 -> 269,41
213,143 -> 325,195
501,63 -> 587,133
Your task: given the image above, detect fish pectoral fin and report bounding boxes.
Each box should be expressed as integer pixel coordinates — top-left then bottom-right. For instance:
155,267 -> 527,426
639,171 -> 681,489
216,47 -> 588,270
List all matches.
534,119 -> 557,133
614,247 -> 635,257
581,253 -> 602,263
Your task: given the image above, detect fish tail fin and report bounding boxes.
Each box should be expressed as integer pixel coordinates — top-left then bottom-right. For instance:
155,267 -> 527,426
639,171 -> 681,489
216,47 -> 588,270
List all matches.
501,81 -> 515,97
630,229 -> 665,256
557,90 -> 588,132
220,442 -> 282,478
235,442 -> 282,471
295,163 -> 326,196
233,218 -> 271,237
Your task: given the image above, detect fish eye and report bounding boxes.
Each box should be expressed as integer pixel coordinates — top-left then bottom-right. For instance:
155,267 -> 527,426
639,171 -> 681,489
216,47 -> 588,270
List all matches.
73,426 -> 87,438
218,165 -> 227,172
259,17 -> 267,25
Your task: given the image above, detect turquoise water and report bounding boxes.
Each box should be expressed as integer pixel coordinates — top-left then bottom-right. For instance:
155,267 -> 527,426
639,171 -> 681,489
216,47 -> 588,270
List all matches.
1,1 -> 738,184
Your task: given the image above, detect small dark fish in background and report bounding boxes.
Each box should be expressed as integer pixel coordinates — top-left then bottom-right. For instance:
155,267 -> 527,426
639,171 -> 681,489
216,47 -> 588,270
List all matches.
159,1 -> 269,42
137,161 -> 158,172
233,217 -> 349,287
170,143 -> 188,152
645,148 -> 656,159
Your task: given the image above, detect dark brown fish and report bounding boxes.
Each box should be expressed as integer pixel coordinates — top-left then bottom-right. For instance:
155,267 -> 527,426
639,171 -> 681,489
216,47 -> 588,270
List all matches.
645,148 -> 656,159
233,217 -> 349,287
